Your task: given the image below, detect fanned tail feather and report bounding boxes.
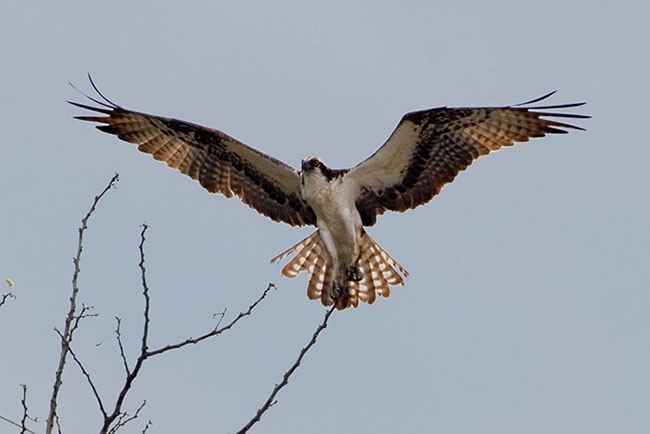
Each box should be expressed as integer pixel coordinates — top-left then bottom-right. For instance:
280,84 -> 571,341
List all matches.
270,232 -> 319,271
348,232 -> 409,308
270,231 -> 331,301
272,230 -> 408,309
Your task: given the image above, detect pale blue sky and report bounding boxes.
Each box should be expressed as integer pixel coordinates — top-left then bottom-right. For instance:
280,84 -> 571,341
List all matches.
1,1 -> 649,433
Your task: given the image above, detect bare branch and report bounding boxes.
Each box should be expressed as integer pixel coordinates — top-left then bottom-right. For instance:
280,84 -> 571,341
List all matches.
56,328 -> 108,418
48,180 -> 276,433
54,413 -> 62,434
20,384 -> 28,434
0,385 -> 37,434
115,317 -> 131,375
45,173 -> 119,434
106,400 -> 146,434
146,282 -> 276,357
98,224 -> 150,434
20,384 -> 37,434
211,307 -> 227,329
0,413 -> 35,434
98,225 -> 275,433
138,224 -> 152,359
0,412 -> 37,434
0,292 -> 15,309
142,419 -> 153,433
236,304 -> 337,434
70,303 -> 98,336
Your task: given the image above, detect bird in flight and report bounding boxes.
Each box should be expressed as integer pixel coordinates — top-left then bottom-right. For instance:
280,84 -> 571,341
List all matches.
70,77 -> 588,310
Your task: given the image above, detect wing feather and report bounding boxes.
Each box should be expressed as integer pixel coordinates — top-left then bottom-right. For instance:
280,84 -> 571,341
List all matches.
70,83 -> 316,227
346,94 -> 589,226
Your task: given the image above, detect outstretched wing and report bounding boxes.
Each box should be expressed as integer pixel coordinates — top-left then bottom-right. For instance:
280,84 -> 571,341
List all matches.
346,92 -> 589,226
70,79 -> 316,227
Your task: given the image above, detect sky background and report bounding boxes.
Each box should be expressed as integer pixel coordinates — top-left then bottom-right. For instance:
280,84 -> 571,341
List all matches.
1,1 -> 649,433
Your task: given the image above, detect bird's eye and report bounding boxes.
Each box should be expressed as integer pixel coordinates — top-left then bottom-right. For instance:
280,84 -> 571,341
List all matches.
312,160 -> 319,167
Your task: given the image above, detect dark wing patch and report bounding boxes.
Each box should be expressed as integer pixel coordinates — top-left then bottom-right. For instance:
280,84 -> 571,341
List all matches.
348,92 -> 589,226
70,86 -> 316,227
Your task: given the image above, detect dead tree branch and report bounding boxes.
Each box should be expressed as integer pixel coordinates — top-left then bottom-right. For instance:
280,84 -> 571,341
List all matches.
95,224 -> 275,434
96,224 -> 150,434
61,332 -> 108,419
236,304 -> 337,434
45,173 -> 119,434
43,173 -> 278,433
20,384 -> 37,434
114,317 -> 131,376
0,414 -> 35,434
145,282 -> 275,358
0,291 -> 15,309
0,385 -> 37,434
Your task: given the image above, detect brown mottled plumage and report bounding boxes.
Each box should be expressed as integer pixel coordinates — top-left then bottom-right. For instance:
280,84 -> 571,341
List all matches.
70,77 -> 588,309
70,100 -> 316,227
349,96 -> 589,226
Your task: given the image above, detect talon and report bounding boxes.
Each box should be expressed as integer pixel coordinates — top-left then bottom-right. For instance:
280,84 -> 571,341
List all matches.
331,283 -> 348,308
346,266 -> 363,282
331,283 -> 342,298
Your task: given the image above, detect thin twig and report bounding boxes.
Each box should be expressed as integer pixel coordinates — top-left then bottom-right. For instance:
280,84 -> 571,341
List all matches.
0,414 -> 36,434
115,317 -> 131,375
235,304 -> 337,434
142,419 -> 153,433
54,413 -> 62,434
0,386 -> 38,434
20,384 -> 37,434
99,224 -> 150,434
46,173 -> 119,434
146,283 -> 276,357
20,384 -> 28,434
139,224 -> 151,358
0,292 -> 15,308
56,329 -> 108,418
0,412 -> 37,434
107,400 -> 147,434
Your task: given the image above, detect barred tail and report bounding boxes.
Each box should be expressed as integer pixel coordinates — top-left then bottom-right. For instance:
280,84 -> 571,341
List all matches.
270,231 -> 332,302
347,231 -> 409,308
272,231 -> 408,310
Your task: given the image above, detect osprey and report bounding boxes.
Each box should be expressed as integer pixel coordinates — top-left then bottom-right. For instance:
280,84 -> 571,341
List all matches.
70,78 -> 588,310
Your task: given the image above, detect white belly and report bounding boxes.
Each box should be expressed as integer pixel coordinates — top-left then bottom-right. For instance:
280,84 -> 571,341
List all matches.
301,175 -> 363,272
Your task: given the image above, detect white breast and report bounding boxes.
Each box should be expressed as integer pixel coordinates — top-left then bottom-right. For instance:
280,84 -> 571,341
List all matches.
301,170 -> 363,270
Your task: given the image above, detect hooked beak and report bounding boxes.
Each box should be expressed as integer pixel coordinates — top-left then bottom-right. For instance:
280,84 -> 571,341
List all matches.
301,159 -> 313,171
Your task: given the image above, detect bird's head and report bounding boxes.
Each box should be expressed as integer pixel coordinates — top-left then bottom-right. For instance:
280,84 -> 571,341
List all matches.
300,157 -> 341,187
300,157 -> 346,186
301,157 -> 324,173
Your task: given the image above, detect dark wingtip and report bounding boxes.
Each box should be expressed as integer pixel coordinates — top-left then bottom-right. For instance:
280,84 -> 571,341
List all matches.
514,91 -> 557,107
512,91 -> 590,131
87,73 -> 120,107
68,100 -> 113,114
536,110 -> 590,119
96,125 -> 118,133
513,92 -> 590,112
529,102 -> 589,111
68,74 -> 120,109
544,119 -> 588,132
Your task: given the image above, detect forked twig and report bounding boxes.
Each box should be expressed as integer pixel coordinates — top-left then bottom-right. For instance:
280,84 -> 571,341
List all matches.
20,384 -> 37,434
146,282 -> 275,357
0,292 -> 15,309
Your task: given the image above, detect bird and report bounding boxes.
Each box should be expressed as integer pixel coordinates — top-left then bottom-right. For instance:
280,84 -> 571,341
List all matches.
70,76 -> 588,310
